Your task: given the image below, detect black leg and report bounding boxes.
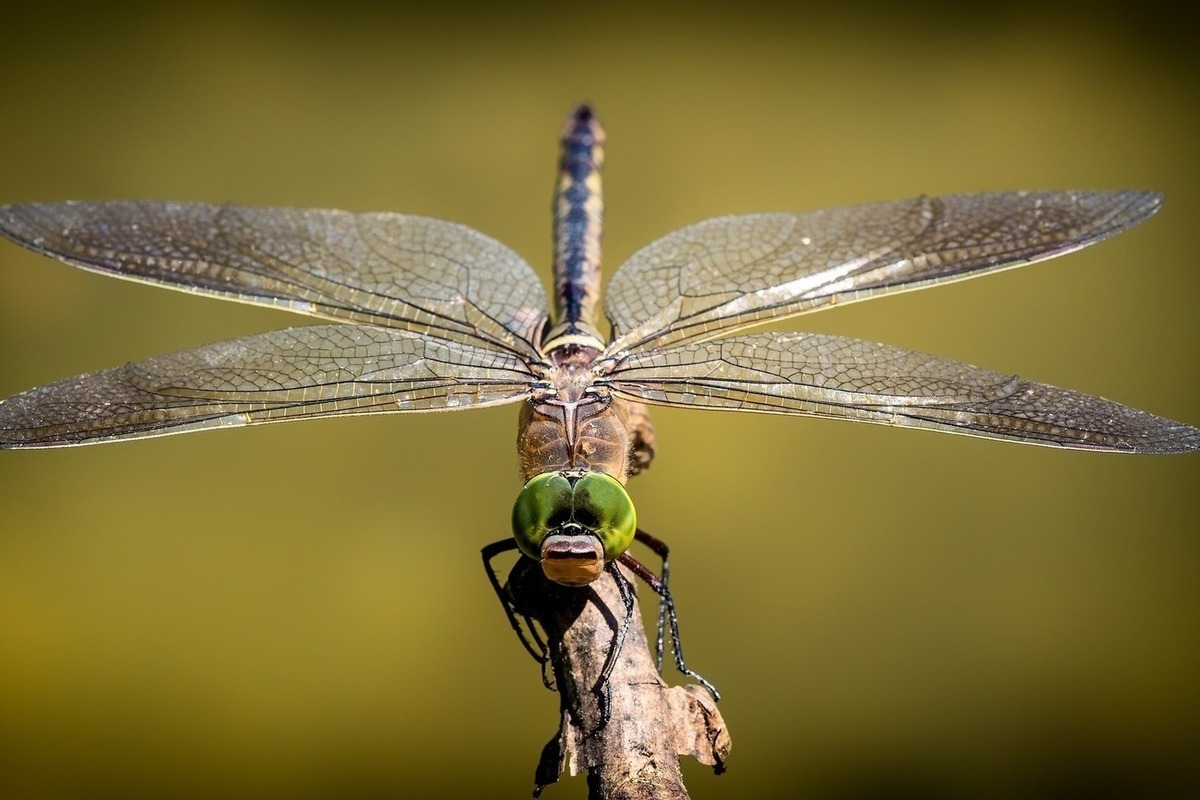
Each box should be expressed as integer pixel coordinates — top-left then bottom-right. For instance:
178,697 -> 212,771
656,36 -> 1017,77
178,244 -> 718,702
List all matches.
633,528 -> 670,670
618,552 -> 721,702
587,559 -> 639,729
482,538 -> 553,686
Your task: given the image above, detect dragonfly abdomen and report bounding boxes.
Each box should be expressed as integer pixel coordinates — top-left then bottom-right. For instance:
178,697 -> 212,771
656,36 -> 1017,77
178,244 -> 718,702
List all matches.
549,104 -> 605,342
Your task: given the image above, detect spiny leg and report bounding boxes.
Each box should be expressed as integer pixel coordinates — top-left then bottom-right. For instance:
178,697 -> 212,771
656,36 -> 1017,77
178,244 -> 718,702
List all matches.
481,539 -> 554,688
590,560 -> 638,729
619,552 -> 721,701
633,528 -> 671,670
623,400 -> 657,477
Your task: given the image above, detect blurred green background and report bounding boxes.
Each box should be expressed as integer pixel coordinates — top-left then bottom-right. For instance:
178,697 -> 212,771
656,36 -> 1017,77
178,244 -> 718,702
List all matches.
1,3 -> 1197,798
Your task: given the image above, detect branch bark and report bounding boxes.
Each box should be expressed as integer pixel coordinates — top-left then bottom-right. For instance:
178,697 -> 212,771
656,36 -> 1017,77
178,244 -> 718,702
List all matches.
506,561 -> 731,799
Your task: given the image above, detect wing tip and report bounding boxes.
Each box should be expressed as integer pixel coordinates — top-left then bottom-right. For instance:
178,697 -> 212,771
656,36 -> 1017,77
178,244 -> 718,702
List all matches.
1111,188 -> 1165,227
1139,421 -> 1200,455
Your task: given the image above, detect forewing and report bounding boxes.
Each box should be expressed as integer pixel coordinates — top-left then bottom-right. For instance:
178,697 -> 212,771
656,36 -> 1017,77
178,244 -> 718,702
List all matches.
0,325 -> 535,448
607,332 -> 1200,454
0,201 -> 548,358
604,191 -> 1161,355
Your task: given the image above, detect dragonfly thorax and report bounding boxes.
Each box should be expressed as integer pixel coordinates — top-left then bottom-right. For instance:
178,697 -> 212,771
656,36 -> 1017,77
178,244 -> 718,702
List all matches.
511,471 -> 636,586
518,339 -> 642,482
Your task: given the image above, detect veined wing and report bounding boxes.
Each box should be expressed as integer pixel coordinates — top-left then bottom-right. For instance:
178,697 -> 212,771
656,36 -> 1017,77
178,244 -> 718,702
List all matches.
0,202 -> 548,358
604,191 -> 1161,356
0,325 -> 535,448
606,332 -> 1200,454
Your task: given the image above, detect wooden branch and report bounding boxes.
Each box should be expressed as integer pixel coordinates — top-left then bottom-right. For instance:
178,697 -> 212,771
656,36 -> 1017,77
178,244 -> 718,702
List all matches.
506,561 -> 731,799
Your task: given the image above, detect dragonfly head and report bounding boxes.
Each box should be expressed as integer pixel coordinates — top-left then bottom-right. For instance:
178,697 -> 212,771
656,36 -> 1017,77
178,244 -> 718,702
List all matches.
511,471 -> 636,586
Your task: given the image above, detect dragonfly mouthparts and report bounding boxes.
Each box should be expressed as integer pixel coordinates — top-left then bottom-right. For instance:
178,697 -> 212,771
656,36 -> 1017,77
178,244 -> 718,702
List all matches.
540,529 -> 605,586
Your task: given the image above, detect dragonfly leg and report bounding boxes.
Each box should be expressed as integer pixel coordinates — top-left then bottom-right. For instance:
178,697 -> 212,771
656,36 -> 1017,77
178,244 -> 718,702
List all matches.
593,559 -> 639,729
633,528 -> 670,670
623,400 -> 657,477
482,539 -> 555,689
618,552 -> 721,702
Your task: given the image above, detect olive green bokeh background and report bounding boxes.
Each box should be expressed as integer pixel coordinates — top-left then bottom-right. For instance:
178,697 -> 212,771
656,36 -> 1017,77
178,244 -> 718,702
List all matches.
1,4 -> 1197,798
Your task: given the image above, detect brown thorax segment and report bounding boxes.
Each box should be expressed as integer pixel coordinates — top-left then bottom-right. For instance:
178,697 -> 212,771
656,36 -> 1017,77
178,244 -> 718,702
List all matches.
518,340 -> 655,483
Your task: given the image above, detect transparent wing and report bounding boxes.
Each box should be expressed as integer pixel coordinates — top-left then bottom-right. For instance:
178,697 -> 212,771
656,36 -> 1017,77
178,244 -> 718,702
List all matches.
0,201 -> 548,358
604,191 -> 1161,356
0,325 -> 535,448
606,332 -> 1200,454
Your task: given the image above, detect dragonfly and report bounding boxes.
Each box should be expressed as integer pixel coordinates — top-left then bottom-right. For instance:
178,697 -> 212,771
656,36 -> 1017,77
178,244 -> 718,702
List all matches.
1,105 -> 1197,713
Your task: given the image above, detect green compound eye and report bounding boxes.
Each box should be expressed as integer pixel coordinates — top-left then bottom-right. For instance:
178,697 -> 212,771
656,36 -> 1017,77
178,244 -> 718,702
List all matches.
510,471 -> 637,563
570,472 -> 636,561
511,472 -> 574,560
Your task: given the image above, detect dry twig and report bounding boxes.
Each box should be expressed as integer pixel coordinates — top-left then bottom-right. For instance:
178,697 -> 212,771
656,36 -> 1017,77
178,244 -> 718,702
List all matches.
505,562 -> 731,799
